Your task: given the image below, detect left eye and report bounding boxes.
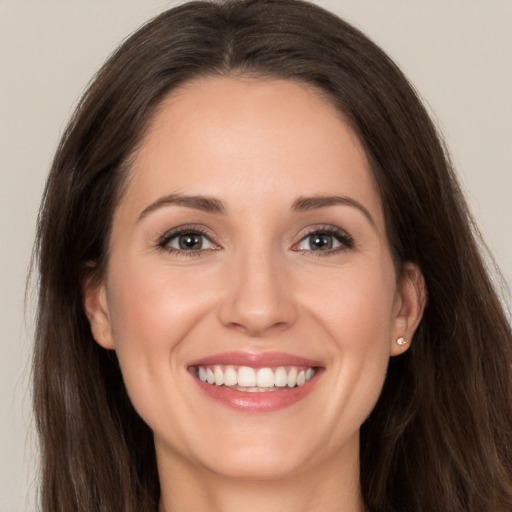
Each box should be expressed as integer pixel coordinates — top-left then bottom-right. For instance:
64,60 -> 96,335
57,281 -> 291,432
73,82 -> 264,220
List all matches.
296,232 -> 344,252
165,232 -> 215,251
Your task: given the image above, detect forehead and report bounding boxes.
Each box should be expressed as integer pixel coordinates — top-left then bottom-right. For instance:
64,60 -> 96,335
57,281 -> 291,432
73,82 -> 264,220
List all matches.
120,76 -> 383,226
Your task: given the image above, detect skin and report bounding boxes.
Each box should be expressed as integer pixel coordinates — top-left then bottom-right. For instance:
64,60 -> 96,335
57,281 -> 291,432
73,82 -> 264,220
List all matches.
85,77 -> 425,512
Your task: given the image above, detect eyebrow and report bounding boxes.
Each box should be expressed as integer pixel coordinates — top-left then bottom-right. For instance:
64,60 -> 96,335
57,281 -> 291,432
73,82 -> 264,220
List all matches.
137,193 -> 374,226
137,194 -> 225,221
292,195 -> 375,227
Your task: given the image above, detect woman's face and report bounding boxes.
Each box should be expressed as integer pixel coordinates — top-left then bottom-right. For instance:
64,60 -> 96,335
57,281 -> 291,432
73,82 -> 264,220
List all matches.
86,77 -> 423,482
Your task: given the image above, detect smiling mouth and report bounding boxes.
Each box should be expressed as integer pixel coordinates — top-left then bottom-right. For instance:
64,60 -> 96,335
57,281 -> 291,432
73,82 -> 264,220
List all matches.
192,365 -> 317,392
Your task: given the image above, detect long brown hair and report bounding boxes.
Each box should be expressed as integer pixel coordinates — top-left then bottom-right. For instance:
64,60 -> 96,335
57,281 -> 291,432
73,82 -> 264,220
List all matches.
33,1 -> 512,511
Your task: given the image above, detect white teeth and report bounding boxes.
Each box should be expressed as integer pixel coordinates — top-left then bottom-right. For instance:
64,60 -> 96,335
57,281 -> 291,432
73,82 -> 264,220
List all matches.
287,367 -> 298,387
224,365 -> 237,386
237,366 -> 256,387
274,367 -> 288,387
214,365 -> 224,386
196,364 -> 317,390
256,367 -> 275,387
243,386 -> 279,393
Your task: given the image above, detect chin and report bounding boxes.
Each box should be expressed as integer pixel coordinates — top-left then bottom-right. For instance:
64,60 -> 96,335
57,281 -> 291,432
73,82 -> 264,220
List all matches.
201,450 -> 307,481
155,426 -> 316,482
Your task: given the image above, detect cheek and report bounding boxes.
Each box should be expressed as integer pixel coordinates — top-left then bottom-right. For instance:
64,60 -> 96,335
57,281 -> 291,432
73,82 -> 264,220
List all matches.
107,259 -> 216,349
104,260 -> 219,410
302,259 -> 396,425
103,260 -> 233,460
329,263 -> 396,380
304,257 -> 397,346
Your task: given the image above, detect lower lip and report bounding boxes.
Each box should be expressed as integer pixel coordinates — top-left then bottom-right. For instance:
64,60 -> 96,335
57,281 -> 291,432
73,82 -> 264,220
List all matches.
191,371 -> 321,412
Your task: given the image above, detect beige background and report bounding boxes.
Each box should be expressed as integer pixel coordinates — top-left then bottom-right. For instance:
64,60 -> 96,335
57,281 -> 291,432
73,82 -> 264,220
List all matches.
1,1 -> 510,511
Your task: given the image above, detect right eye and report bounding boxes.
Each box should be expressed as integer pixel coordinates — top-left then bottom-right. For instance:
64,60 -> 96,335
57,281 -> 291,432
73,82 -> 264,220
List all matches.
158,229 -> 218,255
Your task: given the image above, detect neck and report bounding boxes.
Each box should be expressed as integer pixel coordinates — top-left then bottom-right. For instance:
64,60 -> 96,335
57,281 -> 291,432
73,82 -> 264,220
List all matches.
156,440 -> 365,512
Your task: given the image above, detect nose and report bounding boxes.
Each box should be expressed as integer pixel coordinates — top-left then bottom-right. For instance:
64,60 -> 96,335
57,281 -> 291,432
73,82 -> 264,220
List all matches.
218,249 -> 297,337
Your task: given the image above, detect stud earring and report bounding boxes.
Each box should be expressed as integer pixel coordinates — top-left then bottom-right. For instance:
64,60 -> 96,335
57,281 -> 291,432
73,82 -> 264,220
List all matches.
396,337 -> 407,346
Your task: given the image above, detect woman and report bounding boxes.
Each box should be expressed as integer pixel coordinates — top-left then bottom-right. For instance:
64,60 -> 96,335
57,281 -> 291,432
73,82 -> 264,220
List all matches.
33,0 -> 512,511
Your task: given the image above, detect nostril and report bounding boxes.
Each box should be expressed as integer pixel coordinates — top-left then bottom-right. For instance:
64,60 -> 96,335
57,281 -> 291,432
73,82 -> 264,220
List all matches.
226,318 -> 290,337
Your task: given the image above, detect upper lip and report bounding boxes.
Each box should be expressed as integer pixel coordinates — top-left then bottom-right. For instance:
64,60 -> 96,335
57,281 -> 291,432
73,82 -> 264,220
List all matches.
188,351 -> 322,368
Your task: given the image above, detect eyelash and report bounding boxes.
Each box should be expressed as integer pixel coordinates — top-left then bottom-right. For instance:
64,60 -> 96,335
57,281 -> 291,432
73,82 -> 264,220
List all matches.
157,225 -> 217,257
156,224 -> 354,257
293,225 -> 354,256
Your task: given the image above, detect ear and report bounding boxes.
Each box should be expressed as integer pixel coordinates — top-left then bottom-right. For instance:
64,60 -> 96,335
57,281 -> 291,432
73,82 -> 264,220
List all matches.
83,277 -> 115,350
390,262 -> 426,356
